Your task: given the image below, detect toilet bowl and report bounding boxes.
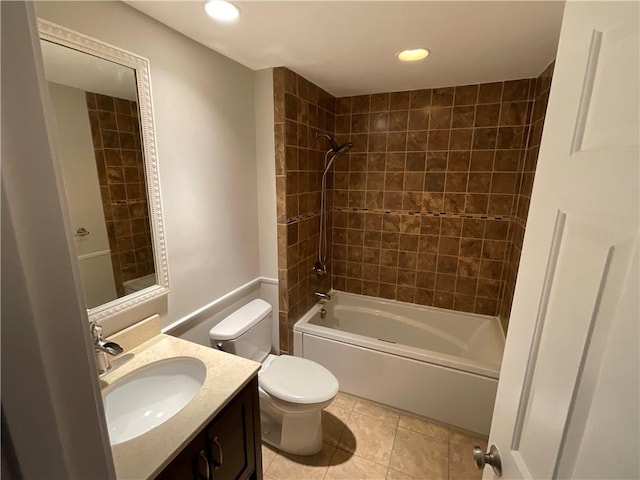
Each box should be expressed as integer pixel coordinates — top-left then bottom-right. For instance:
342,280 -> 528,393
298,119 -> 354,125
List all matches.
209,299 -> 338,455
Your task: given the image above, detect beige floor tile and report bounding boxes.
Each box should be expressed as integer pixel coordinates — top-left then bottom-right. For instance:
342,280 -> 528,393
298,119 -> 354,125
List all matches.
389,428 -> 449,480
332,391 -> 358,411
386,467 -> 420,479
264,475 -> 277,480
325,449 -> 389,479
449,440 -> 482,480
338,412 -> 397,466
450,429 -> 488,451
265,443 -> 336,480
398,413 -> 449,442
323,405 -> 351,447
326,401 -> 353,420
353,399 -> 400,426
262,444 -> 278,471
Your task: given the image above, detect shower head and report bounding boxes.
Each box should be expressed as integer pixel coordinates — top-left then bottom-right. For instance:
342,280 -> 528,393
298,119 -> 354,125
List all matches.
322,141 -> 353,176
334,142 -> 353,156
316,132 -> 352,155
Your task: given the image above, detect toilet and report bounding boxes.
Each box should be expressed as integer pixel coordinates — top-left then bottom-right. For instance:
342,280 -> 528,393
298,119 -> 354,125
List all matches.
209,299 -> 339,456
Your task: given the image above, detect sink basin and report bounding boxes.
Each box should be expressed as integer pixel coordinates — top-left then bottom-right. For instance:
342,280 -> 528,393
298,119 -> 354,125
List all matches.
102,357 -> 207,445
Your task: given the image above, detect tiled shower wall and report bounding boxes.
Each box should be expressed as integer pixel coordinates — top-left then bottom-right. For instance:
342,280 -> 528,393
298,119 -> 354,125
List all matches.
274,66 -> 553,342
86,91 -> 154,297
331,80 -> 537,318
273,68 -> 336,353
498,62 -> 554,328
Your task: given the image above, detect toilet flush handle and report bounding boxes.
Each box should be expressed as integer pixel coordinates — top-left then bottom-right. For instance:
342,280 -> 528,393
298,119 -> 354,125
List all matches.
215,342 -> 226,352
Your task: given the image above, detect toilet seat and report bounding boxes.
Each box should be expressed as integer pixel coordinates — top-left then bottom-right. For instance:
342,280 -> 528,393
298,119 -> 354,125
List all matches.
259,356 -> 339,405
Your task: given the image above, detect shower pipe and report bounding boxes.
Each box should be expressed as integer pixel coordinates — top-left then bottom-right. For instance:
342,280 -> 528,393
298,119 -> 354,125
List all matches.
313,133 -> 353,280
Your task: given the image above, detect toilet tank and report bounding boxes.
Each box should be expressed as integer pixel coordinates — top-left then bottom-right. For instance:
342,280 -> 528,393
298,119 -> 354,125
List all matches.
208,299 -> 272,362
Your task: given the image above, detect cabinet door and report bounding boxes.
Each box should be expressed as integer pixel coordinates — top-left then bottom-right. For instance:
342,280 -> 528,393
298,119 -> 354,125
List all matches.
155,431 -> 210,480
207,382 -> 257,480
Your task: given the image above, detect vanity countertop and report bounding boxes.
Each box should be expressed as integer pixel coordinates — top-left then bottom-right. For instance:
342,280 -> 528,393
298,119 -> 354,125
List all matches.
101,327 -> 261,480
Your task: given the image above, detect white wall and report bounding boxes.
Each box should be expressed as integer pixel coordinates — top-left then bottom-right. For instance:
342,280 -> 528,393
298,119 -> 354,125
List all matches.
47,82 -> 117,307
36,1 -> 263,331
254,68 -> 280,349
255,68 -> 278,280
2,2 -> 114,477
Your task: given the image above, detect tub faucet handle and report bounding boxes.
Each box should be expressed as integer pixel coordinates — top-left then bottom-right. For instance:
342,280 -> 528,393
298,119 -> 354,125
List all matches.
315,291 -> 331,301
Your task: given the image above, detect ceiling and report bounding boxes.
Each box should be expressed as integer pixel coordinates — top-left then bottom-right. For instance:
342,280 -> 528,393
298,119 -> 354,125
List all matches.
126,1 -> 565,97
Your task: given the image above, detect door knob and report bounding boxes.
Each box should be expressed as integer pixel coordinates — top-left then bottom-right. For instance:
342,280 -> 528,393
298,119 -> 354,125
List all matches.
473,444 -> 502,476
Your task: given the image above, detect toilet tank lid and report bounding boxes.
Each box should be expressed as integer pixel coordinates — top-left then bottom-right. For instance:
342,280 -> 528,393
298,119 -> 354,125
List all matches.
209,299 -> 272,341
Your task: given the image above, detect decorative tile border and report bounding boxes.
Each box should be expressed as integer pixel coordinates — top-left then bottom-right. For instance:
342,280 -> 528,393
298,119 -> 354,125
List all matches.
286,210 -> 322,224
332,206 -> 511,222
287,208 -> 512,225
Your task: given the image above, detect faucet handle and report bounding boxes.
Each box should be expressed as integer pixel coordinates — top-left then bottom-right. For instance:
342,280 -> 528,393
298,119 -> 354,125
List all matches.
89,321 -> 103,343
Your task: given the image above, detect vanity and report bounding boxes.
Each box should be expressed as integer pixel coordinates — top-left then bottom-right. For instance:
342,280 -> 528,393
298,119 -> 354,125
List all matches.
102,317 -> 263,479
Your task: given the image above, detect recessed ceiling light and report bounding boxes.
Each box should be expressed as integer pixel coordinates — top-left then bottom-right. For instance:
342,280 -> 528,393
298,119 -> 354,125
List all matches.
397,48 -> 430,62
205,0 -> 240,22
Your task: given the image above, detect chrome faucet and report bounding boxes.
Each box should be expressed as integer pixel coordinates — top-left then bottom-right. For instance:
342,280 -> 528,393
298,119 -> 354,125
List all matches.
315,291 -> 331,301
90,321 -> 123,376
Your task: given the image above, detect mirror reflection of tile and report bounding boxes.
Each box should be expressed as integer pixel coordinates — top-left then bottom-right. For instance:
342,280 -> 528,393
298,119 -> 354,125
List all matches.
86,91 -> 154,298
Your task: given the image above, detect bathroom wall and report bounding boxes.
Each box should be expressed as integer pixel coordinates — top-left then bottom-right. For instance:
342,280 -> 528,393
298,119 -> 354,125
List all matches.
254,68 -> 280,349
332,81 -> 536,317
2,2 -> 115,475
273,67 -> 336,352
36,1 -> 263,333
47,82 -> 118,307
498,62 -> 554,329
85,90 -> 154,296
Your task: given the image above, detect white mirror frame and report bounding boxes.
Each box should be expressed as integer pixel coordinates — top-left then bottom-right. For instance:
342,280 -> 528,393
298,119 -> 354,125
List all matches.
39,19 -> 170,322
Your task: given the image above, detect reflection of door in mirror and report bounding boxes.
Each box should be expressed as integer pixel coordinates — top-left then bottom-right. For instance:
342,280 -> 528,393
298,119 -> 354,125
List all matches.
42,40 -> 155,309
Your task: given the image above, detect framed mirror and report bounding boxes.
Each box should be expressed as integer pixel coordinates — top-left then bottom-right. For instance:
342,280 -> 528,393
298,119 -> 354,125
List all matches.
39,19 -> 169,322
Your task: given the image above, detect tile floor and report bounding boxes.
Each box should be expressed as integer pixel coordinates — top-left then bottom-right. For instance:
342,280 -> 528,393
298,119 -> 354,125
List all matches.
261,392 -> 488,480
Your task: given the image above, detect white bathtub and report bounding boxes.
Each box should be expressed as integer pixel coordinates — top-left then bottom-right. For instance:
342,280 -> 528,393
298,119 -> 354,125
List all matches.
293,291 -> 505,435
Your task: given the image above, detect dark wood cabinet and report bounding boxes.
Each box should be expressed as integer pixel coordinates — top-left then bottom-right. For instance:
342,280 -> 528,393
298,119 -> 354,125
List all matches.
156,377 -> 262,480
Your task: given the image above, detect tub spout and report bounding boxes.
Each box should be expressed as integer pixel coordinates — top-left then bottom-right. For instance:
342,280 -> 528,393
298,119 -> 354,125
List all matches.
315,291 -> 331,301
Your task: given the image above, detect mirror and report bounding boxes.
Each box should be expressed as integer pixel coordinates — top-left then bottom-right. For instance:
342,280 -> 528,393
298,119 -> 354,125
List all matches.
39,19 -> 169,321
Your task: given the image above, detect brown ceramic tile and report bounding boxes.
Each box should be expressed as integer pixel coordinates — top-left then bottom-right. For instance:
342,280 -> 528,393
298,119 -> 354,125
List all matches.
467,172 -> 491,193
454,85 -> 479,106
430,107 -> 452,130
370,112 -> 389,132
408,109 -> 429,130
477,82 -> 503,104
388,111 -> 409,131
371,93 -> 390,112
426,152 -> 448,171
407,131 -> 428,151
387,132 -> 407,151
475,104 -> 500,127
502,79 -> 531,102
431,87 -> 454,106
470,150 -> 494,171
409,89 -> 431,109
452,106 -> 475,128
445,173 -> 468,193
428,130 -> 450,151
390,91 -> 411,110
449,129 -> 473,151
352,95 -> 371,113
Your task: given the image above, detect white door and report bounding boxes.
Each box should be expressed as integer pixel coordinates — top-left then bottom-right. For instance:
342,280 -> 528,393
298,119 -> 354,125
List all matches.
481,1 -> 639,479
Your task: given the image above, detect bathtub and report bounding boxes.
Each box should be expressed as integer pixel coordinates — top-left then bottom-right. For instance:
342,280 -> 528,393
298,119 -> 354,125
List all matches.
293,291 -> 505,435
